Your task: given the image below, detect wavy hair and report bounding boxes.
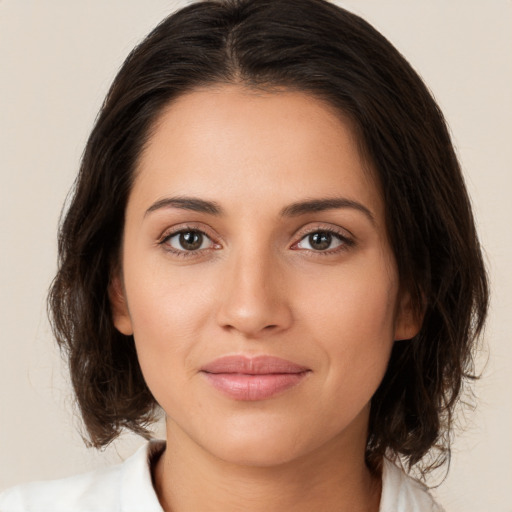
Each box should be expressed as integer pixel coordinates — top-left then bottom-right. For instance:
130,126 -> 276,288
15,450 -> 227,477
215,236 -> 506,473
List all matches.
48,0 -> 488,474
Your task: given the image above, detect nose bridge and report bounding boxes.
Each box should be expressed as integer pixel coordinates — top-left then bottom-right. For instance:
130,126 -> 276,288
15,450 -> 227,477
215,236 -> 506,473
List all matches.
216,239 -> 292,337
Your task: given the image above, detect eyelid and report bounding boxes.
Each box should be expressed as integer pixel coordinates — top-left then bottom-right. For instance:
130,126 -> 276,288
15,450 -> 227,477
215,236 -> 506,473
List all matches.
157,223 -> 222,255
158,222 -> 219,241
290,223 -> 356,252
156,221 -> 355,257
293,222 -> 354,241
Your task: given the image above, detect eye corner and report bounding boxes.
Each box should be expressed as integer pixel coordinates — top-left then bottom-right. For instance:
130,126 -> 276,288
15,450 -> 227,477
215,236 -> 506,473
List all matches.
158,224 -> 222,258
291,226 -> 356,255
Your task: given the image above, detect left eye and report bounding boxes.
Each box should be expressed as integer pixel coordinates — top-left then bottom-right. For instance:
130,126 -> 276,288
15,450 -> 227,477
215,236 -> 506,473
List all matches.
295,231 -> 345,251
164,230 -> 214,251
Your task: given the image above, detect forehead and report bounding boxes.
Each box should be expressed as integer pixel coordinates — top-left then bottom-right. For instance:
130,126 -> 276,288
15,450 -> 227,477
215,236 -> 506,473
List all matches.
132,85 -> 383,221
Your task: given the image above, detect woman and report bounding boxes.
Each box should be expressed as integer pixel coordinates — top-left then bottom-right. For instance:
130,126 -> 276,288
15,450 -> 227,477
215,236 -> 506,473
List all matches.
0,0 -> 488,510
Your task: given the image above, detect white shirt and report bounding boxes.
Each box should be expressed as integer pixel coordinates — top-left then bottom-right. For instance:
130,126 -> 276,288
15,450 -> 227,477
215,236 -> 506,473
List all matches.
0,441 -> 444,511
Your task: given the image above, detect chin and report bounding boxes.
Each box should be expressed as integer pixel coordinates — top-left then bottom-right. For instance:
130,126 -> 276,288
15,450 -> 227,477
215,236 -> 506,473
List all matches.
210,434 -> 309,468
195,413 -> 339,469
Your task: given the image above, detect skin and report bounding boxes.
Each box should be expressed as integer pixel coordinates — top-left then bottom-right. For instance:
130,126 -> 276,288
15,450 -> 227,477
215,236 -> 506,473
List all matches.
111,85 -> 420,512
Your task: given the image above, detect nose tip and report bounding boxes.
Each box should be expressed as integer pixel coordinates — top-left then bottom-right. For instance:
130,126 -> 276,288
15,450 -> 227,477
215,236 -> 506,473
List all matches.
220,305 -> 283,337
215,259 -> 293,339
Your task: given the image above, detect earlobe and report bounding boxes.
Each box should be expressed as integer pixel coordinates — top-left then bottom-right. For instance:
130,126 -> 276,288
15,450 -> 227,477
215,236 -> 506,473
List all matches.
394,290 -> 424,341
109,273 -> 134,336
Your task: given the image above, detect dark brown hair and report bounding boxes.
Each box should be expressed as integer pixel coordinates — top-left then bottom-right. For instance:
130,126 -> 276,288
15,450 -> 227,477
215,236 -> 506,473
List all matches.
49,0 -> 488,474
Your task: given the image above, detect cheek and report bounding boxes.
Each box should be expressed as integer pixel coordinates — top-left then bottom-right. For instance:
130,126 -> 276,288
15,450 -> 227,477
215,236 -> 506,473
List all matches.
300,252 -> 398,340
295,253 -> 398,395
122,260 -> 217,381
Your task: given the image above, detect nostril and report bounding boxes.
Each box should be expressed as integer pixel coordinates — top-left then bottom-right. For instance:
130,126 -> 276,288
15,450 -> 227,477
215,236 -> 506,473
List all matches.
215,273 -> 293,336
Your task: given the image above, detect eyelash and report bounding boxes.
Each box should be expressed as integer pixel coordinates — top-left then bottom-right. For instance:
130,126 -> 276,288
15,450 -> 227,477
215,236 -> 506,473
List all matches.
158,224 -> 355,258
158,224 -> 220,258
291,227 -> 355,255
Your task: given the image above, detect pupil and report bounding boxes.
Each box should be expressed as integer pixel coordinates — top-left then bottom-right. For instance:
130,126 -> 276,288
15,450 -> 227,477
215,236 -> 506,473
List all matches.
310,232 -> 331,250
180,231 -> 202,250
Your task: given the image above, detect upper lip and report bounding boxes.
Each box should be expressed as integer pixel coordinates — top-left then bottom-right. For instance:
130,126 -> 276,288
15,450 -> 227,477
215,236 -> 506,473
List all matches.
200,355 -> 310,375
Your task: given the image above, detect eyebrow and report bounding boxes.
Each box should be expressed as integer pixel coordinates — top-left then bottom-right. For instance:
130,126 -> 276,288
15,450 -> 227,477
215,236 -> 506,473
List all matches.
145,195 -> 375,224
280,197 -> 375,224
145,197 -> 223,217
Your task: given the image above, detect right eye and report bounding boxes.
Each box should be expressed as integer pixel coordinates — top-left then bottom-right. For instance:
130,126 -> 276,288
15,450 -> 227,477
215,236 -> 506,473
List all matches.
162,229 -> 215,253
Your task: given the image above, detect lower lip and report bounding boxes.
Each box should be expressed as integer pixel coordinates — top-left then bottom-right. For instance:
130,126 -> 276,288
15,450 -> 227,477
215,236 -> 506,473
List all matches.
202,372 -> 309,401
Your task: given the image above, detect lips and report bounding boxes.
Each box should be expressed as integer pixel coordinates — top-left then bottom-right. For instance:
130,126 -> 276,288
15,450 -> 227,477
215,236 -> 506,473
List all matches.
200,355 -> 311,401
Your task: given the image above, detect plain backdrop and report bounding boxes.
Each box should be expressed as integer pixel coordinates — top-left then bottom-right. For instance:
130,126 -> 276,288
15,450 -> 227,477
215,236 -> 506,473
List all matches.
1,1 -> 511,510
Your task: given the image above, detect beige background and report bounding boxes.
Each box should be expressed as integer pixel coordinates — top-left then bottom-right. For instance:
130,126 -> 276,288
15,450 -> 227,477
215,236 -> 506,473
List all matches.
0,1 -> 511,510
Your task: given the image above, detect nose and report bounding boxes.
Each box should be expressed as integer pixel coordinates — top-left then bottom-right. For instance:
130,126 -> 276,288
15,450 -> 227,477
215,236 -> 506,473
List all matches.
215,249 -> 293,339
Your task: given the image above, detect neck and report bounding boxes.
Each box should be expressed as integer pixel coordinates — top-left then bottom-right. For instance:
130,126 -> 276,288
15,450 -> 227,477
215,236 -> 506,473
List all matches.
153,419 -> 381,512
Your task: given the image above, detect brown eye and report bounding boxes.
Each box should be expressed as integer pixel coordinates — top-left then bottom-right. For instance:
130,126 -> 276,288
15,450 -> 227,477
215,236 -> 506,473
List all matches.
309,232 -> 332,250
165,230 -> 212,252
296,230 -> 346,251
180,231 -> 203,250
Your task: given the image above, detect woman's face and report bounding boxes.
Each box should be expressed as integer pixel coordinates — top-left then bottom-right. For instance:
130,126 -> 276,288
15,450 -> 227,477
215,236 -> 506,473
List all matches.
112,85 -> 418,466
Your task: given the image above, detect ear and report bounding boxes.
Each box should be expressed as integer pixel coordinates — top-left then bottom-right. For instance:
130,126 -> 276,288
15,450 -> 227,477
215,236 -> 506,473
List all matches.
394,289 -> 424,341
109,272 -> 134,336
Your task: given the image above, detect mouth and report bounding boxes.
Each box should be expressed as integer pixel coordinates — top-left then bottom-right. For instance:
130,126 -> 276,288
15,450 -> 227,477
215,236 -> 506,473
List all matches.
200,355 -> 311,401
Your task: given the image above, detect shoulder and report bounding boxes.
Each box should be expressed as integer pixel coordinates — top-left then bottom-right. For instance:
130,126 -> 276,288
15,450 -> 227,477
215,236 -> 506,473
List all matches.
0,440 -> 165,512
379,459 -> 445,512
0,463 -> 122,512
